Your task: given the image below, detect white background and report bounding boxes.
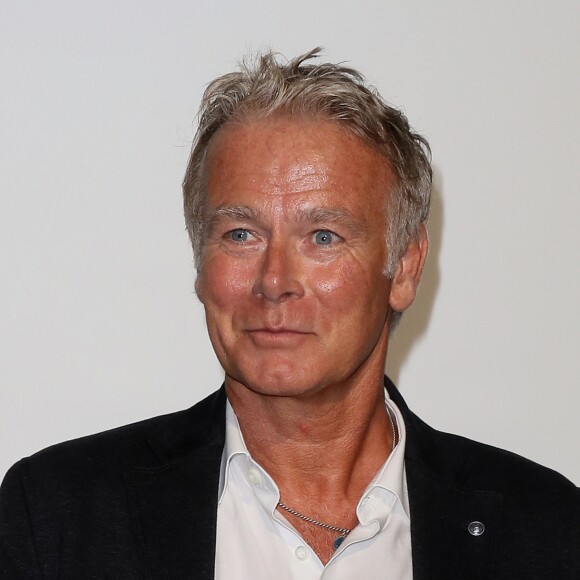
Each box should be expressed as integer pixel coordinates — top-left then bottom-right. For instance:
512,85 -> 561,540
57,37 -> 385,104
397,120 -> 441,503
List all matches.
1,1 -> 578,484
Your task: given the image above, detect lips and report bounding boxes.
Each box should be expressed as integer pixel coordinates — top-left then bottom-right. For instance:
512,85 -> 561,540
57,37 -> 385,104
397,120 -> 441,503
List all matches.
246,327 -> 311,345
248,327 -> 307,334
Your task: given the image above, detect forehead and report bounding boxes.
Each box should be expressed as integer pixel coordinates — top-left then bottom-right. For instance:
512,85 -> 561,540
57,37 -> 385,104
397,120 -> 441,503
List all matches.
203,116 -> 395,215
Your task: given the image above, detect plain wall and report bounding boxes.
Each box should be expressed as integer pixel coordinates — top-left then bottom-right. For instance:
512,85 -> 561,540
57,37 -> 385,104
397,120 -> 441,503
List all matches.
1,0 -> 578,484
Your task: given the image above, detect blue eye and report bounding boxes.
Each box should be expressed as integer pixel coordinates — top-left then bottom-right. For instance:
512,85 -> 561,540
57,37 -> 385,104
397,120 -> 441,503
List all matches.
229,229 -> 249,242
314,230 -> 335,245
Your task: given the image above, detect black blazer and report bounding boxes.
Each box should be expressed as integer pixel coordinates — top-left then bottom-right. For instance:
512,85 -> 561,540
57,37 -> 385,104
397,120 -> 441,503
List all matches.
1,379 -> 579,579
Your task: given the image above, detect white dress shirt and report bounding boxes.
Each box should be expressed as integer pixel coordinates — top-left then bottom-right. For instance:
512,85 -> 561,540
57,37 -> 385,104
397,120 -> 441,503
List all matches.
215,394 -> 412,579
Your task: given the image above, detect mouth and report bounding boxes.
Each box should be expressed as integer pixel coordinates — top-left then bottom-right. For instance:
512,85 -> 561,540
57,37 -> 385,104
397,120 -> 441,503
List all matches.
248,328 -> 309,335
246,327 -> 311,344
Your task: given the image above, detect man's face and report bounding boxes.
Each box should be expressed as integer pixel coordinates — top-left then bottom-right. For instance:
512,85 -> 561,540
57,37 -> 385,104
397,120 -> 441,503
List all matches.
196,117 -> 397,398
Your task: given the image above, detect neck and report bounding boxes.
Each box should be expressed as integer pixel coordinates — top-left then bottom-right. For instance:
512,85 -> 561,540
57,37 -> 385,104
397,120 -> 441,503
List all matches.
226,365 -> 393,506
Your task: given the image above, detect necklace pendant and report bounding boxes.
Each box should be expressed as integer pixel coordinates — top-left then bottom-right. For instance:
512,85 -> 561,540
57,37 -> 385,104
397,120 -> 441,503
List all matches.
333,535 -> 346,550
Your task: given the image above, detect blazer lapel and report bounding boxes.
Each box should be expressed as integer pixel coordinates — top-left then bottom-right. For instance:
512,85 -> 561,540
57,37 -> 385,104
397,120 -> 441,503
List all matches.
405,460 -> 502,580
124,387 -> 227,580
386,378 -> 503,580
125,448 -> 222,580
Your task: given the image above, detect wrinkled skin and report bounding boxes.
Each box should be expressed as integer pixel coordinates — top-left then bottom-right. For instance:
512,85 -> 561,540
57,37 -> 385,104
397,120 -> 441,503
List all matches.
196,117 -> 423,400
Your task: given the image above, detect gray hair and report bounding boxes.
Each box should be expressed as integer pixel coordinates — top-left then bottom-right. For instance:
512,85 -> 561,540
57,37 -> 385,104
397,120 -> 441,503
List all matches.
183,48 -> 431,318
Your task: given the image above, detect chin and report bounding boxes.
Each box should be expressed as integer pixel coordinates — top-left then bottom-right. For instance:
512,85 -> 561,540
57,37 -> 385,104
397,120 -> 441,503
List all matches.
228,363 -> 326,399
247,376 -> 316,398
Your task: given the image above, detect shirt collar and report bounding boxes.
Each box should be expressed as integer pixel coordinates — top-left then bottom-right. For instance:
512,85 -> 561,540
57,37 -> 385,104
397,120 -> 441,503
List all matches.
218,399 -> 279,505
355,396 -> 410,525
218,389 -> 409,519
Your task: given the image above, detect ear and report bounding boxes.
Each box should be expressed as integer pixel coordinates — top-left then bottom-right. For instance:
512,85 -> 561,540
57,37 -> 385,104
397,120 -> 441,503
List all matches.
388,224 -> 429,313
194,275 -> 204,302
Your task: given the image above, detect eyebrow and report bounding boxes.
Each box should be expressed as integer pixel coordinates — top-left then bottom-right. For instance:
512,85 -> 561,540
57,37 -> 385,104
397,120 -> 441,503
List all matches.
299,207 -> 361,229
206,205 -> 261,233
206,204 -> 366,236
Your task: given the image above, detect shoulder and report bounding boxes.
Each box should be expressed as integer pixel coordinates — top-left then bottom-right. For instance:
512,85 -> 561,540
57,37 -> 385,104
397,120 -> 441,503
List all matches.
404,406 -> 579,568
407,409 -> 580,539
443,431 -> 580,572
388,378 -> 578,501
0,388 -> 226,575
444,427 -> 577,496
1,386 -> 226,497
396,385 -> 579,540
410,406 -> 578,494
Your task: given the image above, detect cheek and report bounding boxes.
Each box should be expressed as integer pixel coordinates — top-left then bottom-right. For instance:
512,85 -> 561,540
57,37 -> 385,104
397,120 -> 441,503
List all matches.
312,262 -> 363,316
198,257 -> 254,309
313,260 -> 367,297
313,260 -> 390,315
316,272 -> 343,295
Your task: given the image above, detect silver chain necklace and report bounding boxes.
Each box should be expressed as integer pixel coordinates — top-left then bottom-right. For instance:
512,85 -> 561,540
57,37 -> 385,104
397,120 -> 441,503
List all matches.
276,410 -> 397,550
277,501 -> 351,549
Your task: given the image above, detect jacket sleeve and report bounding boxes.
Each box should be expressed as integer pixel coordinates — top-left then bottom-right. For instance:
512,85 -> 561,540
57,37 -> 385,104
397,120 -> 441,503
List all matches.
0,461 -> 43,579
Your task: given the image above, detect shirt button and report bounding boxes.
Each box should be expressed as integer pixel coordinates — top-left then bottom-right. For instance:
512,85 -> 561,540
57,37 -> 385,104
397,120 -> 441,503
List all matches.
247,468 -> 261,485
295,546 -> 309,561
468,521 -> 485,536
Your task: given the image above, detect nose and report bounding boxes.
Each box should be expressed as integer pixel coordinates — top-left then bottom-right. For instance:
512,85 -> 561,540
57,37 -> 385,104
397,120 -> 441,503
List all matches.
252,241 -> 304,302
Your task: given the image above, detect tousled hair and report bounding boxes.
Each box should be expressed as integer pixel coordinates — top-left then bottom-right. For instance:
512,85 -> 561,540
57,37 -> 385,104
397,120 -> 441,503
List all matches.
182,48 -> 431,322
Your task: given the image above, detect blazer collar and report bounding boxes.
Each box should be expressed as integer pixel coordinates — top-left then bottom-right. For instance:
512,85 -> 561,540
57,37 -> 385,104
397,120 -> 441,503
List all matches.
386,377 -> 503,580
124,387 -> 227,580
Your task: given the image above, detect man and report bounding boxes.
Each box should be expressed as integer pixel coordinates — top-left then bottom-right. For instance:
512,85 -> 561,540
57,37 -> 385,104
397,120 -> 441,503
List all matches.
1,49 -> 578,579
